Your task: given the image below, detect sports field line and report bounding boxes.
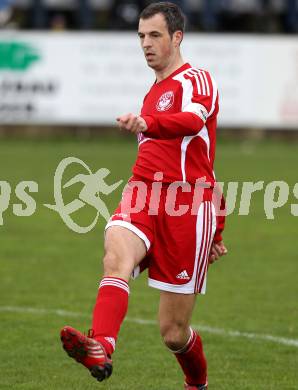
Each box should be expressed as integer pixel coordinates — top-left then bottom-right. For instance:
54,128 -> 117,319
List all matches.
1,305 -> 298,348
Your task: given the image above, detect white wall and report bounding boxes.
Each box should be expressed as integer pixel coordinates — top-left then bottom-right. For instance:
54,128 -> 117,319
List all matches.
0,32 -> 297,128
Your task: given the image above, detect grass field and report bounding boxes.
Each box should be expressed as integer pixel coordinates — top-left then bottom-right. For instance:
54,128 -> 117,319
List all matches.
0,136 -> 297,390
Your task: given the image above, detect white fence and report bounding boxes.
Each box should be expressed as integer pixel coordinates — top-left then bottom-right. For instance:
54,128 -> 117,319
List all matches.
0,32 -> 297,128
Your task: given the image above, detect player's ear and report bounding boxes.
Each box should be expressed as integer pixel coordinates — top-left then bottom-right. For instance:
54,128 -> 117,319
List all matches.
173,30 -> 183,47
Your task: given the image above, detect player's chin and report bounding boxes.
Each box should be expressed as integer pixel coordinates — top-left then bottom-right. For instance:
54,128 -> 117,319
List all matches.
146,61 -> 155,69
146,58 -> 158,69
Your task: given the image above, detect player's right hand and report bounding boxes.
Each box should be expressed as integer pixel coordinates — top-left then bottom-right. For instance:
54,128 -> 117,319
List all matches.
116,113 -> 148,134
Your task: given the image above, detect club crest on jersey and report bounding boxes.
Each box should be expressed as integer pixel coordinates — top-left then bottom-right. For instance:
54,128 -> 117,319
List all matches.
156,91 -> 174,111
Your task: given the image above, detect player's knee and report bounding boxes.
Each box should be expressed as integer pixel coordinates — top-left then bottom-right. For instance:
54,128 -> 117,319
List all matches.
102,251 -> 119,273
160,321 -> 188,351
102,251 -> 134,279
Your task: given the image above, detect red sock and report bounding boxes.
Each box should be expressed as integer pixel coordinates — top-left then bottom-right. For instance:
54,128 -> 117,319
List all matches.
174,329 -> 207,386
92,277 -> 129,356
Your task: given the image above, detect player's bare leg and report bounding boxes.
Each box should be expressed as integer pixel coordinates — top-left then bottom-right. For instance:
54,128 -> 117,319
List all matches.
61,226 -> 146,382
102,225 -> 147,281
159,291 -> 208,390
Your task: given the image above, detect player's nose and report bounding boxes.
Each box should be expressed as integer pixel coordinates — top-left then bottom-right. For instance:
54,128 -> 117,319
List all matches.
142,35 -> 152,48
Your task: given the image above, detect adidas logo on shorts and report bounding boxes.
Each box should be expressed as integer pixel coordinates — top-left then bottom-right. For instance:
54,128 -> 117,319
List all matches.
176,270 -> 190,280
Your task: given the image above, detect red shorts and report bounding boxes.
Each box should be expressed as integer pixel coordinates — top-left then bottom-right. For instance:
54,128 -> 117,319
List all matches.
106,177 -> 216,294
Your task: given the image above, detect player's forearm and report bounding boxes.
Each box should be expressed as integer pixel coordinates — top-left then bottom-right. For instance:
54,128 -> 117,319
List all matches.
214,193 -> 226,243
142,112 -> 204,139
214,215 -> 225,243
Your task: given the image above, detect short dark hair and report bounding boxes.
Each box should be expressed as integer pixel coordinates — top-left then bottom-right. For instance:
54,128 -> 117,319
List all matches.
139,2 -> 186,37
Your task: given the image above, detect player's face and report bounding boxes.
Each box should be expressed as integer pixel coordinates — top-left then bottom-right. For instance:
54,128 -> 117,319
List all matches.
138,14 -> 179,71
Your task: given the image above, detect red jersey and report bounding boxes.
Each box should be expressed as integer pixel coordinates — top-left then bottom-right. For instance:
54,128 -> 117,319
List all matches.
133,62 -> 219,186
132,62 -> 225,242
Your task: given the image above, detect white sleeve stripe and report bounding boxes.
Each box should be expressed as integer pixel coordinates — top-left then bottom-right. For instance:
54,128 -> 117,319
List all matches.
193,73 -> 202,95
200,71 -> 210,96
174,67 -> 217,118
198,72 -> 206,95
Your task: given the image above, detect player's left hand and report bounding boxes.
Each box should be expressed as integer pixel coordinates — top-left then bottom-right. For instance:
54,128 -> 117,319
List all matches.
116,113 -> 148,134
208,240 -> 228,265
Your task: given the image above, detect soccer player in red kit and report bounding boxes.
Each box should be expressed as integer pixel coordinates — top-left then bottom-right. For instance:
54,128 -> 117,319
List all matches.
60,2 -> 227,389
